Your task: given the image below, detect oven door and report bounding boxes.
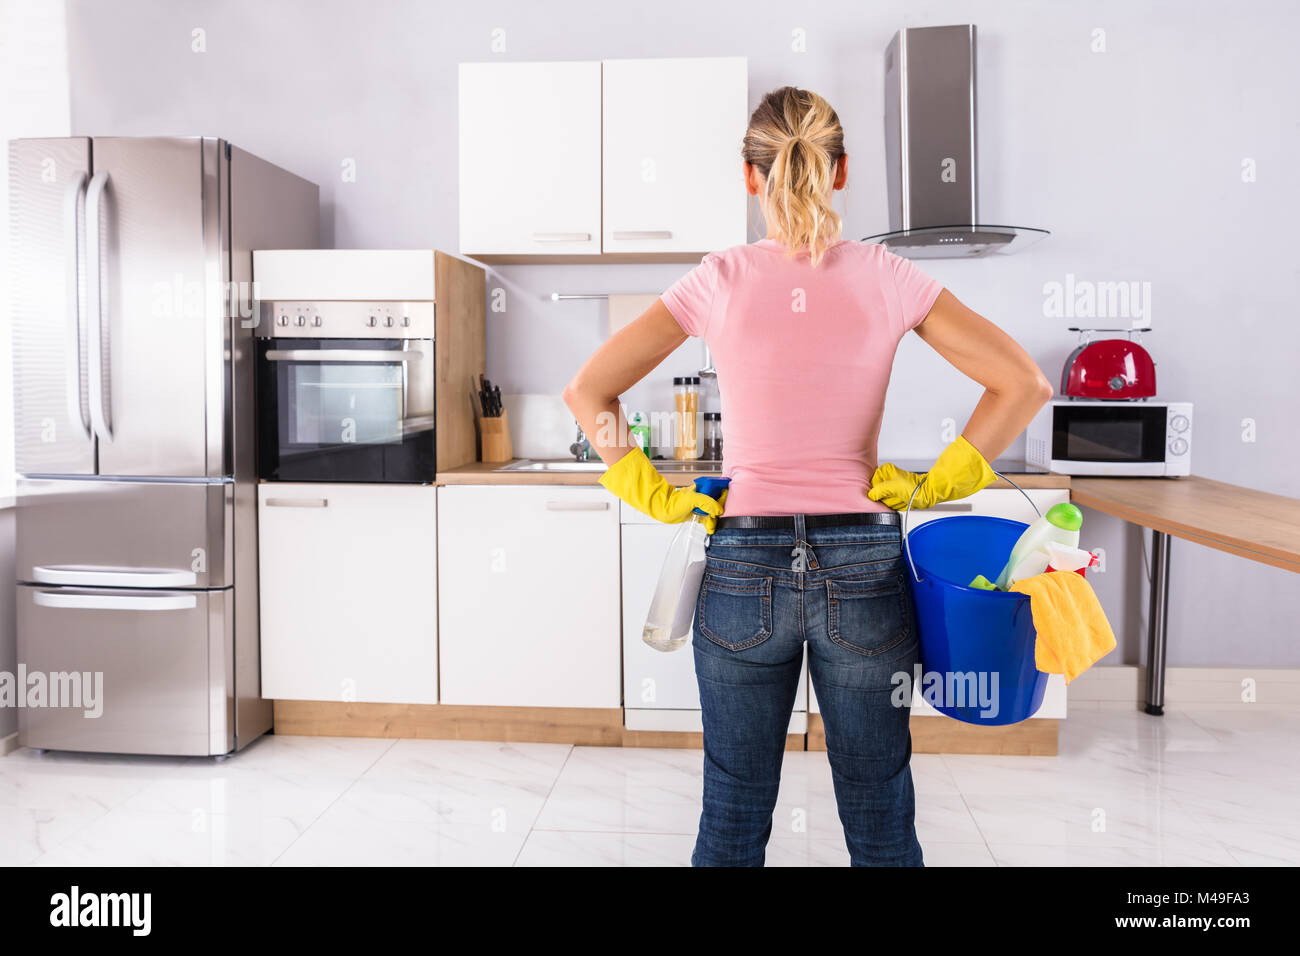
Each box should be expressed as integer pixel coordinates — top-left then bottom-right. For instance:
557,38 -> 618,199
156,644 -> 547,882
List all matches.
257,338 -> 434,482
1053,403 -> 1167,467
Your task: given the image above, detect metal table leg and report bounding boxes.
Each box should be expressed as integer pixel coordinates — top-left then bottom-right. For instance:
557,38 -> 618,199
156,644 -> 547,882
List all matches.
1145,530 -> 1171,716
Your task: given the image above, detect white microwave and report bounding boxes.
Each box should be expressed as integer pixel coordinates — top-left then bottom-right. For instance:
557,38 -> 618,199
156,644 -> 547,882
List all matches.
1026,400 -> 1192,476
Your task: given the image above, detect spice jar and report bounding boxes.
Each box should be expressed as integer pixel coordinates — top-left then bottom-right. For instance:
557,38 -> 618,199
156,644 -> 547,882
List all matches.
674,376 -> 701,460
703,412 -> 722,462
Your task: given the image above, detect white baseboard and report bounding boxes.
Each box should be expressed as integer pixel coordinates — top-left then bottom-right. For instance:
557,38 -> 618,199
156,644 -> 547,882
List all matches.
0,732 -> 18,756
1068,665 -> 1300,711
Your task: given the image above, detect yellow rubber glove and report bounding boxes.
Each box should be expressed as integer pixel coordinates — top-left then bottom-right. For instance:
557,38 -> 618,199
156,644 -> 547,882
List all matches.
867,435 -> 996,510
599,446 -> 727,533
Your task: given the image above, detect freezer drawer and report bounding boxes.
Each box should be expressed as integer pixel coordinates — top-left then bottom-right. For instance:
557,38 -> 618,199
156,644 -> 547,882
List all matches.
15,478 -> 232,588
16,585 -> 233,756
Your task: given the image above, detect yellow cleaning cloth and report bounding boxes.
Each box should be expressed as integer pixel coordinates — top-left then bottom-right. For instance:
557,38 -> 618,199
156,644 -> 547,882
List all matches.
1009,571 -> 1117,684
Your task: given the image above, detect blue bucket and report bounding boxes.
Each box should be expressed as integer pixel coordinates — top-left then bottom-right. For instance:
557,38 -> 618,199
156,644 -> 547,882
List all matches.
902,480 -> 1048,726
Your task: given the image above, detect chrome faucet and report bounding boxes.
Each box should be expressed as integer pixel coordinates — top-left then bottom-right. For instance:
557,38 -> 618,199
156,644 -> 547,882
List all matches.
698,341 -> 717,380
569,421 -> 592,461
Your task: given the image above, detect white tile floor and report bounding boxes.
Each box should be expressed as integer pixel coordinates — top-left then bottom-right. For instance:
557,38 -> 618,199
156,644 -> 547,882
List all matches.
2,708 -> 1296,866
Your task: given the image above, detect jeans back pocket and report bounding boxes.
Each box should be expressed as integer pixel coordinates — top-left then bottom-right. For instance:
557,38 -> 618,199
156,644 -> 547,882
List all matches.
698,569 -> 773,651
825,572 -> 910,656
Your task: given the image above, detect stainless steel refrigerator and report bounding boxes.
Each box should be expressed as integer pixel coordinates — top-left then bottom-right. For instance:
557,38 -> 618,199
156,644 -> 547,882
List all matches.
9,136 -> 318,755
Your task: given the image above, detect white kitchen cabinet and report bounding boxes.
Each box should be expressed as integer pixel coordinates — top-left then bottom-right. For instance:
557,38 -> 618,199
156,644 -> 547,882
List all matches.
621,502 -> 807,733
438,486 -> 621,708
258,484 -> 437,705
459,57 -> 747,260
809,486 -> 1071,718
458,60 -> 602,256
602,57 -> 748,255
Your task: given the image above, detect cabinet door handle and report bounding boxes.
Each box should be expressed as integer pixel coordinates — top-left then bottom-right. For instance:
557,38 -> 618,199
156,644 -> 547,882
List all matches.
612,230 -> 673,240
264,498 -> 329,508
545,500 -> 610,512
532,232 -> 591,242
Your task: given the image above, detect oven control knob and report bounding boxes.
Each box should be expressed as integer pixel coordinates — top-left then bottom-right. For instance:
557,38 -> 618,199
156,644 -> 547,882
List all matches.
312,316 -> 323,327
385,316 -> 394,327
367,316 -> 377,327
402,316 -> 410,327
296,315 -> 306,327
277,315 -> 288,327
1170,414 -> 1190,433
1169,438 -> 1188,456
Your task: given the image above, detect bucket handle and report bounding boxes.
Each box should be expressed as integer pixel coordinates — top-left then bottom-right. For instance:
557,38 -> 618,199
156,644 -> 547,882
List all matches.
902,472 -> 1042,584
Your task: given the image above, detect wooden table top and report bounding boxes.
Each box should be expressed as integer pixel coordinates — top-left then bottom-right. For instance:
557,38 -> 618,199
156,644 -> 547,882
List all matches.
1070,476 -> 1300,574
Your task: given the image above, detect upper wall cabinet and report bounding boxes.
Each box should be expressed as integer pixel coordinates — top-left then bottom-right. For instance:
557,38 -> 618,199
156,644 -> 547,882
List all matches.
458,56 -> 748,263
458,61 -> 603,257
602,57 -> 748,256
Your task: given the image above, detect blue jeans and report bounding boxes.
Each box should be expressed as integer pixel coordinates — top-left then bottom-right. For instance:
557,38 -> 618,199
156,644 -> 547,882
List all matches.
690,518 -> 924,867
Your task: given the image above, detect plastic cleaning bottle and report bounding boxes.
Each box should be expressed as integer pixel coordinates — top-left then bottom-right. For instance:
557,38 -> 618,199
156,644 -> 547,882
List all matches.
993,502 -> 1084,590
642,476 -> 731,652
628,411 -> 652,453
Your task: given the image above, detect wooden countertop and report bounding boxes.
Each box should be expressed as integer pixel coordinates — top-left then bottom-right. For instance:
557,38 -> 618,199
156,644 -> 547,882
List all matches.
1071,476 -> 1300,574
437,459 -> 1073,490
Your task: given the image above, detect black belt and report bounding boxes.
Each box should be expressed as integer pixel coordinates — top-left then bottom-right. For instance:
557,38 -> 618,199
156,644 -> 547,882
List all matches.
715,512 -> 901,530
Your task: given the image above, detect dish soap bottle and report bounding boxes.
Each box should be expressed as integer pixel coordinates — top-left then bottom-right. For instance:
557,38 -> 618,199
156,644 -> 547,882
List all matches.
642,476 -> 730,652
994,502 -> 1084,590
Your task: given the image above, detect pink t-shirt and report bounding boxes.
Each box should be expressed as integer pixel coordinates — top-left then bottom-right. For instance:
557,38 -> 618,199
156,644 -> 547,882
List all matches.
660,237 -> 942,516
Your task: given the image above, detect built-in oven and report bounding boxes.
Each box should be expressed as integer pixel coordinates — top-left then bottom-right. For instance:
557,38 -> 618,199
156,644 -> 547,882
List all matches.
256,300 -> 435,482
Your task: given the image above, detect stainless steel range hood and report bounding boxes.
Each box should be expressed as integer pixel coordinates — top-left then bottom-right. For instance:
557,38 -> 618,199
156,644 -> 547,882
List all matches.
863,24 -> 1049,258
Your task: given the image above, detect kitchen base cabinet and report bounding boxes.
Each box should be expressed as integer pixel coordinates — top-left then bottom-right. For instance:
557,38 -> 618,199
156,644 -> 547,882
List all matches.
258,484 -> 437,705
621,503 -> 807,733
438,486 -> 621,708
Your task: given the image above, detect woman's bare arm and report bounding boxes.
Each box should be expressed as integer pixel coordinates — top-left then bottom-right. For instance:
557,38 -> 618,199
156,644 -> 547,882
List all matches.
562,299 -> 688,466
913,289 -> 1054,461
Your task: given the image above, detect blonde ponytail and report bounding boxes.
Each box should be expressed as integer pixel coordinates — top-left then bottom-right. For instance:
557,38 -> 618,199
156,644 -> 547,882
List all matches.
742,87 -> 845,266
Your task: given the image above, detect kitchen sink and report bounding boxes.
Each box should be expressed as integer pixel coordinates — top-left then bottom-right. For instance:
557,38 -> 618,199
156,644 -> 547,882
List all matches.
495,459 -> 723,474
495,460 -> 606,473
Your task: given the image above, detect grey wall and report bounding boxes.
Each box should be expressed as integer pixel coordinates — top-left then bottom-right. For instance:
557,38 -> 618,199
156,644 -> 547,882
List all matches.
63,0 -> 1300,667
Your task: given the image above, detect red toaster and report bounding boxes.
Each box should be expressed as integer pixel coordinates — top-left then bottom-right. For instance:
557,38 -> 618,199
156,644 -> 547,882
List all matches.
1060,329 -> 1157,400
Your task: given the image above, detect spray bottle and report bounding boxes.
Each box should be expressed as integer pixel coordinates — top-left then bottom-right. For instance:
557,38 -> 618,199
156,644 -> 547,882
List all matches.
641,477 -> 730,652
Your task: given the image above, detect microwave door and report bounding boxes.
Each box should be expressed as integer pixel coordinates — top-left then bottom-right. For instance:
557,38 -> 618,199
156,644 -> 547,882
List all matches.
10,137 -> 95,477
1054,405 -> 1167,464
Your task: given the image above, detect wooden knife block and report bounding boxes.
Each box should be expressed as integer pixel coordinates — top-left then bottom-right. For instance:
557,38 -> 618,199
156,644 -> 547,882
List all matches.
480,411 -> 513,463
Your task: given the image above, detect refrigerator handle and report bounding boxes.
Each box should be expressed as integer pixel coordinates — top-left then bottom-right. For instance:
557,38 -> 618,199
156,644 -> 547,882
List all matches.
32,566 -> 199,588
33,591 -> 197,612
85,169 -> 113,442
63,173 -> 91,439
